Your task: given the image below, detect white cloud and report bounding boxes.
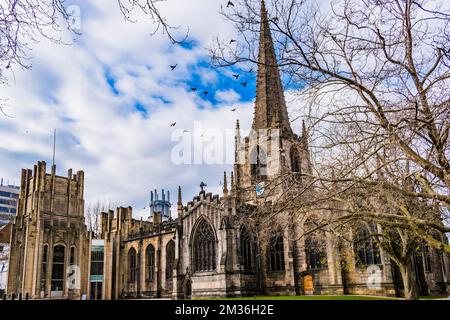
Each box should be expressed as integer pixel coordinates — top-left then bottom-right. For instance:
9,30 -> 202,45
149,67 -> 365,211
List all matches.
0,0 -> 256,220
0,0 -> 309,220
214,89 -> 241,104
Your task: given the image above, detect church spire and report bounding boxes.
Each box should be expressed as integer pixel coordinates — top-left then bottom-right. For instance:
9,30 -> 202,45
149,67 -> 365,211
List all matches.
177,186 -> 183,216
223,171 -> 229,196
253,0 -> 293,137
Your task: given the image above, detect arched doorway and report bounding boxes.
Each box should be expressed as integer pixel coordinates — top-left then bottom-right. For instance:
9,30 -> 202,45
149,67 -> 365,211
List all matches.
303,274 -> 314,295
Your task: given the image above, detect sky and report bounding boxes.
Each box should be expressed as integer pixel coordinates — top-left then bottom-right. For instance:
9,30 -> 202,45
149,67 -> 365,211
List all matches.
0,0 -> 318,219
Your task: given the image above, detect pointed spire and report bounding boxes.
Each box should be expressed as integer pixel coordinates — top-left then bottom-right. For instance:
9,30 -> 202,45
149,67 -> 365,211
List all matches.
230,171 -> 235,192
301,120 -> 309,148
223,171 -> 229,195
253,0 -> 293,137
235,119 -> 242,164
177,186 -> 182,205
300,120 -> 313,174
177,186 -> 183,216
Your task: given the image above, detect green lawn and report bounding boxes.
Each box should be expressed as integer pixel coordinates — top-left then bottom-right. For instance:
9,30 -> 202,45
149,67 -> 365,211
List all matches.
195,294 -> 449,301
418,296 -> 448,300
199,295 -> 396,300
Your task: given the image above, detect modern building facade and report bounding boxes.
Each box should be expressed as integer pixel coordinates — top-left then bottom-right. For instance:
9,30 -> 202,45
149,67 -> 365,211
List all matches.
0,224 -> 12,298
0,180 -> 19,226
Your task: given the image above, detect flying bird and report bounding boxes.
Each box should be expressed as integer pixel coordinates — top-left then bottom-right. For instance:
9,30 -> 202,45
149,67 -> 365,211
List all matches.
190,87 -> 197,92
229,39 -> 236,44
170,122 -> 177,127
232,74 -> 240,79
231,108 -> 237,112
227,1 -> 235,8
170,64 -> 178,70
240,81 -> 248,87
183,130 -> 190,133
203,91 -> 209,95
248,67 -> 254,73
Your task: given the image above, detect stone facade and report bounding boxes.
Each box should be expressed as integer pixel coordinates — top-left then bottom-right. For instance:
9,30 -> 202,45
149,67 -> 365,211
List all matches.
98,1 -> 448,299
6,161 -> 90,299
5,0 -> 449,300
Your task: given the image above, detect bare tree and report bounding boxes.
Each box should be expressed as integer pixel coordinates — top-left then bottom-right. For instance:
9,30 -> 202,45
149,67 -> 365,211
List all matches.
212,0 -> 449,212
117,0 -> 189,44
213,0 -> 449,299
0,1 -> 74,84
85,200 -> 118,238
0,0 -> 184,90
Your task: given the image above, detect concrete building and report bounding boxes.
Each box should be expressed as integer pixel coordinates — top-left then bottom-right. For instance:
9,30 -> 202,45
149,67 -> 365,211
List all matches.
0,180 -> 19,226
0,224 -> 12,298
148,189 -> 172,223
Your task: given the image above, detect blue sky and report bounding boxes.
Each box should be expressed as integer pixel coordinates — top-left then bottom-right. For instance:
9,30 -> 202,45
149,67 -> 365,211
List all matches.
0,0 -> 309,219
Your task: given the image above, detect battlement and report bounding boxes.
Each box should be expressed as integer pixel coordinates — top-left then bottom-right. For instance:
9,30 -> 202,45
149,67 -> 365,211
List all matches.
16,161 -> 84,219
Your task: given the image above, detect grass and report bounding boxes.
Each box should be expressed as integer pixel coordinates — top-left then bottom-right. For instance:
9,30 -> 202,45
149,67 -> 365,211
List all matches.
198,295 -> 397,300
418,296 -> 448,300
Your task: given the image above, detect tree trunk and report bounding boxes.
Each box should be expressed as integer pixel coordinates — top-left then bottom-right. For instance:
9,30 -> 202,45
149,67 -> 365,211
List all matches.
399,262 -> 419,300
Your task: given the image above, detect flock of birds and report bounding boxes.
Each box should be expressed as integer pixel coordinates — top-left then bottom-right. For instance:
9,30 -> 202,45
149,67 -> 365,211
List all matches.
168,2 -> 255,129
168,63 -> 254,130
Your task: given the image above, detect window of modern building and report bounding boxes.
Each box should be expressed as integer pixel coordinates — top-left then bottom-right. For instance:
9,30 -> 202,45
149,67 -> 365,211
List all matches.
90,247 -> 104,277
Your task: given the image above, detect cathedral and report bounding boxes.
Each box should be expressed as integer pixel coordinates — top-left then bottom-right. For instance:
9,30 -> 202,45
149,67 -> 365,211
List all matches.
6,0 -> 448,300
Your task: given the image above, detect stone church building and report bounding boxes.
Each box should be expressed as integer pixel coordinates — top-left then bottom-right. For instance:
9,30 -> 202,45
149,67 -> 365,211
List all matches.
6,0 -> 448,300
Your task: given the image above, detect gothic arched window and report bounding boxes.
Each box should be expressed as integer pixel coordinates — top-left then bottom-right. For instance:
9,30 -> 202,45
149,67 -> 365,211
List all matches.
128,248 -> 137,283
268,233 -> 285,272
250,145 -> 267,180
70,246 -> 76,266
240,226 -> 253,271
354,225 -> 381,266
304,221 -> 328,270
40,245 -> 48,291
192,219 -> 217,272
422,245 -> 432,273
145,244 -> 155,281
290,148 -> 301,174
166,241 -> 175,284
51,245 -> 65,291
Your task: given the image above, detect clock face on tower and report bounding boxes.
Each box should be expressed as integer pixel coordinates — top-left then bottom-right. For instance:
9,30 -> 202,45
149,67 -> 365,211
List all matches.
255,182 -> 265,197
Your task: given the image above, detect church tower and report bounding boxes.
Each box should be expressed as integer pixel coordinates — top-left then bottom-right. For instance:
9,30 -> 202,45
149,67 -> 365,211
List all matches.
234,0 -> 310,205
